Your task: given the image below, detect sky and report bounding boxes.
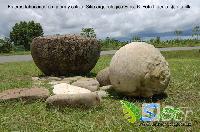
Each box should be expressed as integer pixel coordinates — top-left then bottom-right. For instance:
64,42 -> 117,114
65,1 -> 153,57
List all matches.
0,0 -> 200,39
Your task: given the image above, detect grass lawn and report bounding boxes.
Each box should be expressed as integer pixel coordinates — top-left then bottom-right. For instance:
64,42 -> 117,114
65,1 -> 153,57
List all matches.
0,50 -> 200,131
0,51 -> 31,56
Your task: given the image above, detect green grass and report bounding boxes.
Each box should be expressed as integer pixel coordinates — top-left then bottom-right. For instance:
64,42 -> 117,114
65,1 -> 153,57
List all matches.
0,51 -> 31,56
161,50 -> 200,59
100,39 -> 200,50
149,39 -> 200,48
0,51 -> 200,131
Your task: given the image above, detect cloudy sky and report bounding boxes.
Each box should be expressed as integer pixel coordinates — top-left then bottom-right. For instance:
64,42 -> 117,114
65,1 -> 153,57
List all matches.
0,0 -> 200,39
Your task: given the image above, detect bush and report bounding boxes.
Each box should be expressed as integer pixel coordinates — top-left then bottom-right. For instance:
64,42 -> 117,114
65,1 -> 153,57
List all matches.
0,38 -> 14,53
99,37 -> 127,50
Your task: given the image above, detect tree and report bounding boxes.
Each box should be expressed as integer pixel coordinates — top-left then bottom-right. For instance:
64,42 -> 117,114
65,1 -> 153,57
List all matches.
174,30 -> 183,40
0,37 -> 13,53
10,21 -> 43,50
192,26 -> 200,40
80,28 -> 96,38
132,36 -> 141,42
155,36 -> 161,44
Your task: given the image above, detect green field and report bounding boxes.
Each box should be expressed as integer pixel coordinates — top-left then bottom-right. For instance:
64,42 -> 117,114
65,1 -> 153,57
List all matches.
1,39 -> 200,56
0,51 -> 31,56
0,50 -> 200,131
100,39 -> 200,51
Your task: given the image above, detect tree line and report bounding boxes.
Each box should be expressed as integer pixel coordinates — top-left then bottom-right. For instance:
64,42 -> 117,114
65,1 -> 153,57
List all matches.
0,20 -> 200,53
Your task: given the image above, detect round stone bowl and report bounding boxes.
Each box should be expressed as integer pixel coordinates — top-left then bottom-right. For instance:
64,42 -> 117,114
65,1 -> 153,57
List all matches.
31,34 -> 101,76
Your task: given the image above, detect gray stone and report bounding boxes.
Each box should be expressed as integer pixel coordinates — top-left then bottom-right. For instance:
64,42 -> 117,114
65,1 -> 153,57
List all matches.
0,88 -> 50,101
99,85 -> 113,91
35,76 -> 84,85
38,76 -> 62,81
32,77 -> 39,81
109,42 -> 170,97
95,91 -> 109,98
47,77 -> 62,81
48,80 -> 71,85
49,76 -> 84,85
62,76 -> 84,84
96,67 -> 111,86
48,81 -> 60,85
72,78 -> 100,92
46,93 -> 101,107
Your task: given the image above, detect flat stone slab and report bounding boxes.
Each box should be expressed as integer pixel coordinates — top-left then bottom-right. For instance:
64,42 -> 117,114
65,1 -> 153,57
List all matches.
32,76 -> 85,85
46,93 -> 101,107
53,83 -> 91,95
72,78 -> 100,92
32,76 -> 100,92
0,88 -> 49,101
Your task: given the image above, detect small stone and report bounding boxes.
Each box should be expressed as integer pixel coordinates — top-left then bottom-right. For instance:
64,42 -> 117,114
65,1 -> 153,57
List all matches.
49,81 -> 60,85
47,77 -> 62,81
99,85 -> 113,91
48,80 -> 71,85
32,77 -> 39,81
72,78 -> 100,92
46,93 -> 101,107
95,91 -> 109,98
59,80 -> 72,84
62,76 -> 84,84
96,67 -> 111,86
38,77 -> 47,81
38,76 -> 62,81
0,88 -> 49,101
53,83 -> 91,95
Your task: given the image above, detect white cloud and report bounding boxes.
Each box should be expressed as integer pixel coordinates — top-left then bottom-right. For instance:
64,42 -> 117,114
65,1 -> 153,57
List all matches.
0,0 -> 200,39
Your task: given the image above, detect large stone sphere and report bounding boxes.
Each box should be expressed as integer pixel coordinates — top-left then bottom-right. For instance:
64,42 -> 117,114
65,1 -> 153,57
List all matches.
31,35 -> 101,76
109,42 -> 170,97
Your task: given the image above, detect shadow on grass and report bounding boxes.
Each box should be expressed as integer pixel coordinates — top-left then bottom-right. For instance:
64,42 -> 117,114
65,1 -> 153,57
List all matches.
37,72 -> 97,78
107,89 -> 168,103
